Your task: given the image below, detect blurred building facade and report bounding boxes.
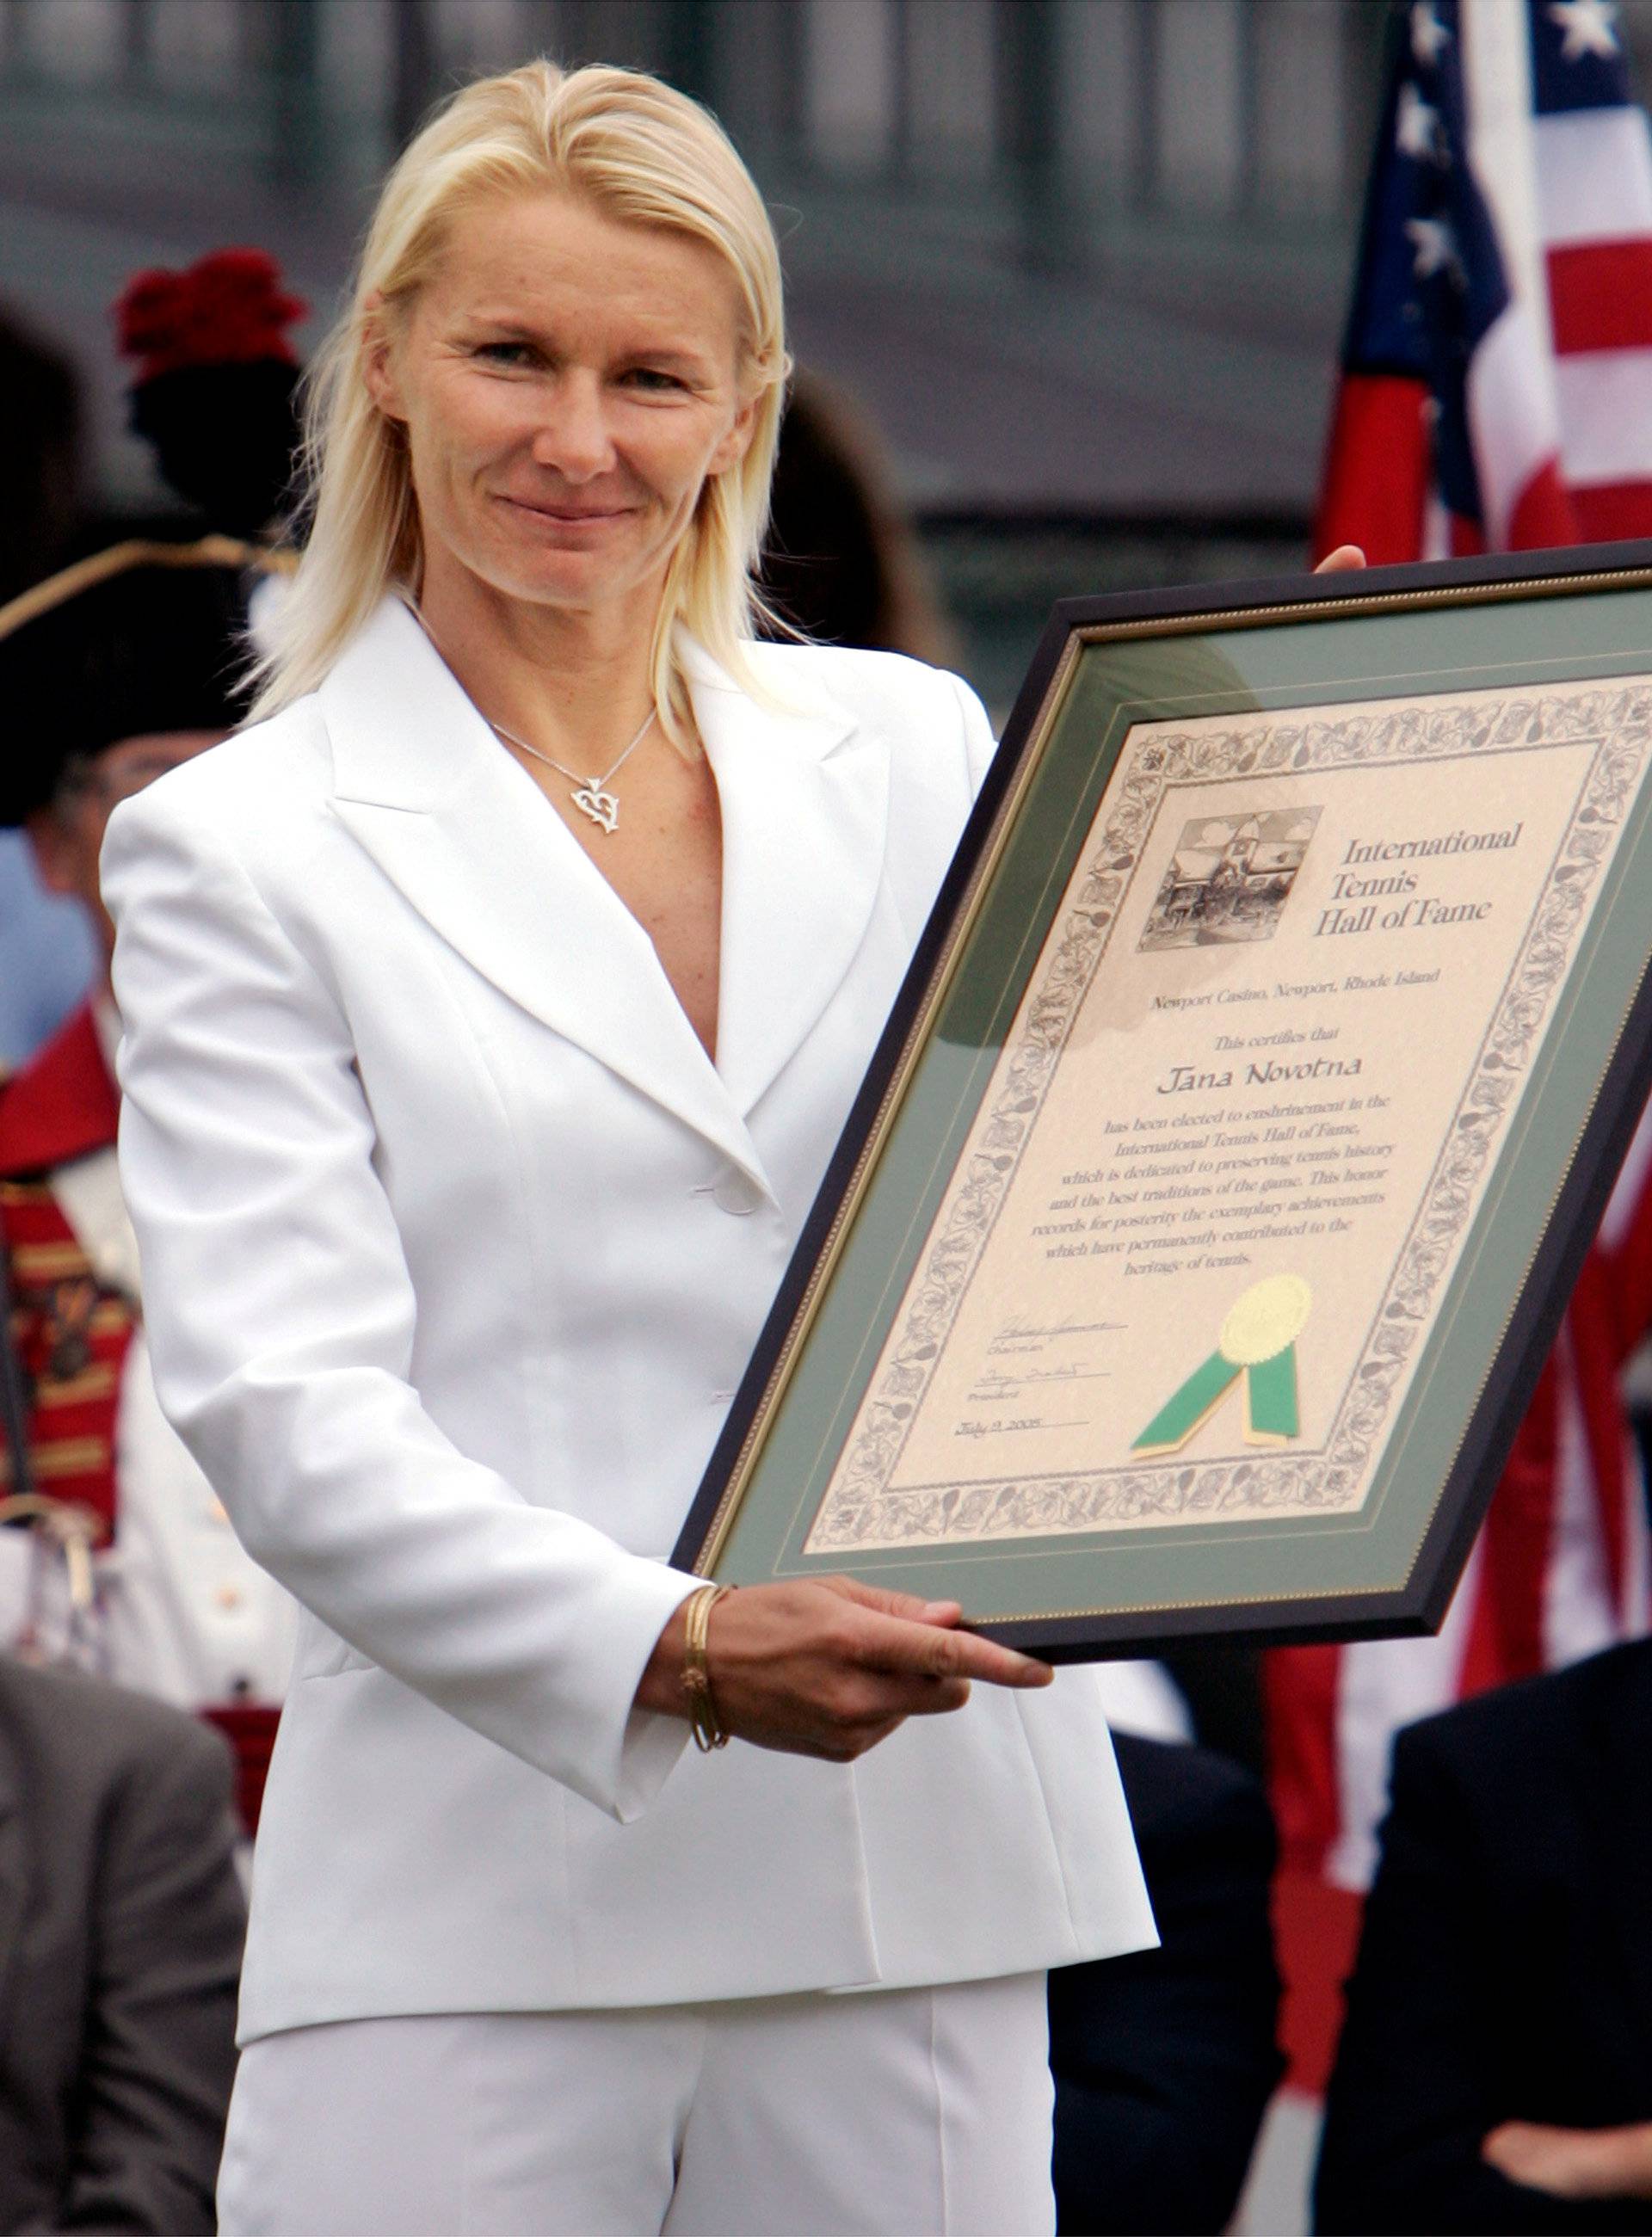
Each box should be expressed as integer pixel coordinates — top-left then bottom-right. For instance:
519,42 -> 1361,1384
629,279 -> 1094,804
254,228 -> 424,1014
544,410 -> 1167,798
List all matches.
4,0 -> 1652,699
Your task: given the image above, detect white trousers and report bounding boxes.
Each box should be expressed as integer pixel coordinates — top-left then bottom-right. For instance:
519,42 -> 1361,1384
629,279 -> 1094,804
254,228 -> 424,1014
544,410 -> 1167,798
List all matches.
217,1972 -> 1055,2237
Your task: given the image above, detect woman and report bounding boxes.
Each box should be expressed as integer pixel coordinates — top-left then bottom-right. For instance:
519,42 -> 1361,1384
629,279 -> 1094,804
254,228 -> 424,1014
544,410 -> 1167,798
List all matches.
102,63 -> 1156,2236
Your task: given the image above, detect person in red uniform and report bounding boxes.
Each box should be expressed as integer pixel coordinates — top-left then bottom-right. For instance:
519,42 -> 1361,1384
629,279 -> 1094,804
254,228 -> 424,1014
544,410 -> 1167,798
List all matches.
0,542 -> 294,1829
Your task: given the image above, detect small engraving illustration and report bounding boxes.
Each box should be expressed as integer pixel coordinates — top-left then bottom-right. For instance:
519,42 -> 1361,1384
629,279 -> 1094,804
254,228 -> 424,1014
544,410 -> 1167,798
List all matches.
1138,807 -> 1322,951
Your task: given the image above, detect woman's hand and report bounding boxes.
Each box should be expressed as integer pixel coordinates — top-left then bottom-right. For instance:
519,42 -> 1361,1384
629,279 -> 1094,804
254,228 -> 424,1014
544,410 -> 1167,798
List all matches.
1316,544 -> 1367,572
636,1576 -> 1053,1761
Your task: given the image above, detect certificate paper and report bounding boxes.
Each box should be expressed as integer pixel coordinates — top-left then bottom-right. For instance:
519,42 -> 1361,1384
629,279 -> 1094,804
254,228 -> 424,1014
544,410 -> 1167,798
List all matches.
804,678 -> 1643,1553
679,550 -> 1652,1654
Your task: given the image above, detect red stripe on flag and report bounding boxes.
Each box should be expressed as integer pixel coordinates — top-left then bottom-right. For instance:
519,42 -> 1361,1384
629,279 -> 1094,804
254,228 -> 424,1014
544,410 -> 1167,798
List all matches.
1570,481 -> 1652,542
1506,458 -> 1578,551
1313,373 -> 1431,564
1272,1870 -> 1365,2097
1567,1257 -> 1630,1612
1608,1137 -> 1652,1368
1457,1366 -> 1559,1697
1548,240 -> 1652,355
1262,1644 -> 1343,1876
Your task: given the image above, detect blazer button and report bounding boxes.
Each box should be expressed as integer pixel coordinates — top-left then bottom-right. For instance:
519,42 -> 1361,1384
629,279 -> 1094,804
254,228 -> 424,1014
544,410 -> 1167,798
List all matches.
711,1168 -> 763,1217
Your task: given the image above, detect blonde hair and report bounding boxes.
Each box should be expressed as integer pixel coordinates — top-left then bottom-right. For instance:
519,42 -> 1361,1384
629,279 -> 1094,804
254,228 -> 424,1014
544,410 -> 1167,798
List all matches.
246,60 -> 789,731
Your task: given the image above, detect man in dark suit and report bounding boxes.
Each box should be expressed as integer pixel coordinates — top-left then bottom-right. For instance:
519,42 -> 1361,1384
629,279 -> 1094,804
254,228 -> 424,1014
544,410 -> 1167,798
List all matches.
0,1653 -> 244,2235
1316,1638 -> 1652,2234
1049,1731 -> 1283,2235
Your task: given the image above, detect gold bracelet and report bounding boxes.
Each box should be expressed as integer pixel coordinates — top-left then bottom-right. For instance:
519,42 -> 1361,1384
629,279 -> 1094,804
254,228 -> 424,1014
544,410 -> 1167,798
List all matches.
681,1583 -> 733,1752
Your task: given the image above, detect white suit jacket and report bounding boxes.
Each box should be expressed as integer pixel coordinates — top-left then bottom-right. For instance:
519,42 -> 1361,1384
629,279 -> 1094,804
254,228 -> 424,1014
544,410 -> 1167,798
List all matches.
102,598 -> 1154,2042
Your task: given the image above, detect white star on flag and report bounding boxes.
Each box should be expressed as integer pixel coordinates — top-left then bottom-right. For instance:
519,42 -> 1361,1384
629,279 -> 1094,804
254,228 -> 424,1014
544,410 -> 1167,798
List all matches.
1549,0 -> 1620,59
1410,2 -> 1451,65
1405,215 -> 1457,278
1396,81 -> 1440,160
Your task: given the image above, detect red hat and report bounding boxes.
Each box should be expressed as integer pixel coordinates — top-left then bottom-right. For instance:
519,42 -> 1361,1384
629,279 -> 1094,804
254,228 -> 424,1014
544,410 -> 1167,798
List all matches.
114,249 -> 307,385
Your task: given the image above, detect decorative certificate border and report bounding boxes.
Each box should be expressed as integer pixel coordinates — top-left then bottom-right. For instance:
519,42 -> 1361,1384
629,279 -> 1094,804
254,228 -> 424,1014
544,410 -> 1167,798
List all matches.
804,681 -> 1652,1553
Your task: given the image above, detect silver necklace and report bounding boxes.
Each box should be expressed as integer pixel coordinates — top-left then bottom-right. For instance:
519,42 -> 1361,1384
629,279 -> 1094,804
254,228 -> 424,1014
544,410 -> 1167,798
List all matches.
486,706 -> 655,835
406,598 -> 653,835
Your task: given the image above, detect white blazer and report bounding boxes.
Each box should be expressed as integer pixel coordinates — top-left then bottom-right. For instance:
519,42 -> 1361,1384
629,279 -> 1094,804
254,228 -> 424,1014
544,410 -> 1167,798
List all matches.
102,598 -> 1154,2043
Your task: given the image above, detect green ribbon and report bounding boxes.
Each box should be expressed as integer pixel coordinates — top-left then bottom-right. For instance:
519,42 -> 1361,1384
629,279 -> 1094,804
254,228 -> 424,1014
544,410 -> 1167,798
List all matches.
1131,1340 -> 1299,1455
1244,1345 -> 1299,1444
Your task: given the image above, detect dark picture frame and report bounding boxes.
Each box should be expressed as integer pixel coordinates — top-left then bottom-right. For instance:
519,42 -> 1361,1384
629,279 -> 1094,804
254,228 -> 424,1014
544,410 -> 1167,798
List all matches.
674,542 -> 1652,1659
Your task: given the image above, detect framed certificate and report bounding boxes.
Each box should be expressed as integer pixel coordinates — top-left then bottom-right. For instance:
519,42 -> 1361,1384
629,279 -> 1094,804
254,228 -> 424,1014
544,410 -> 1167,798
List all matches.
673,544 -> 1652,1657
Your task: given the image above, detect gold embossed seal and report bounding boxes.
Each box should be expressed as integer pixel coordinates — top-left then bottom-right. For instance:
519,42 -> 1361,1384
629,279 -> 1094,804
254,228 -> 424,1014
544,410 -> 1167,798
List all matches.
1219,1274 -> 1314,1367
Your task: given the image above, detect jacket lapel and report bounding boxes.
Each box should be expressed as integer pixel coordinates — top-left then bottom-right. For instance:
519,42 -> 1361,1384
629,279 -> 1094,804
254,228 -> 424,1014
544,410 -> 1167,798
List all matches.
320,602 -> 890,1178
684,640 -> 888,1118
322,601 -> 763,1186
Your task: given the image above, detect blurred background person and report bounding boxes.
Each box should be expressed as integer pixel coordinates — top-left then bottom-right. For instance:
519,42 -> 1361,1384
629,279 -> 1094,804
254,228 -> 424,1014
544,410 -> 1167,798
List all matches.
0,544 -> 297,1835
0,303 -> 98,1070
1050,1729 -> 1282,2237
758,364 -> 959,666
0,302 -> 83,604
114,246 -> 307,545
0,1651 -> 244,2237
0,248 -> 307,1076
1314,1637 -> 1652,2235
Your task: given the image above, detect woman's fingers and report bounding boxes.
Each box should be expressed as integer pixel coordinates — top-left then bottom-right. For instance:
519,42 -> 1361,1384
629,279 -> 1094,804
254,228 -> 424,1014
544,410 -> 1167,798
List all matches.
808,1576 -> 1051,1690
856,1608 -> 1052,1692
1315,542 -> 1367,573
819,1574 -> 964,1627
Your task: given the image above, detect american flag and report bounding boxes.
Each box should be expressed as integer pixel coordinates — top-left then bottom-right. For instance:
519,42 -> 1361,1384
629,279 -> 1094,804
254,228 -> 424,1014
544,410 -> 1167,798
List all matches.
1316,0 -> 1652,563
1263,0 -> 1652,2105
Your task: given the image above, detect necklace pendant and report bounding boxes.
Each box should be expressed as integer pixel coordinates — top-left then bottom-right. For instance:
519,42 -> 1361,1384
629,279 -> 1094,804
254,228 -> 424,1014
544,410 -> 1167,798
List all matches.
571,780 -> 620,834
